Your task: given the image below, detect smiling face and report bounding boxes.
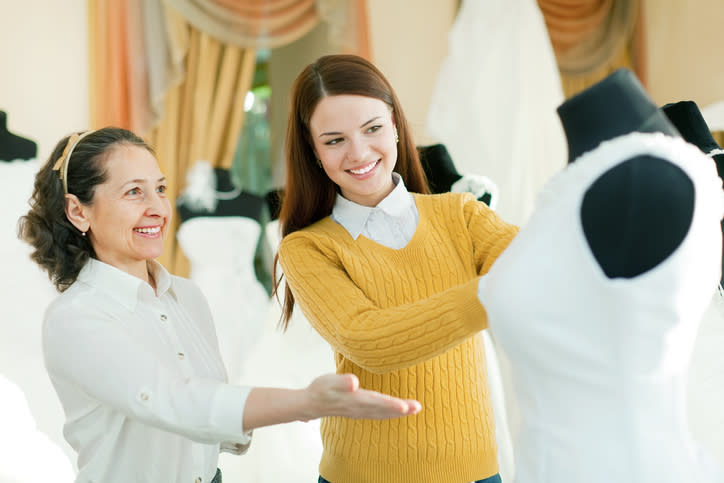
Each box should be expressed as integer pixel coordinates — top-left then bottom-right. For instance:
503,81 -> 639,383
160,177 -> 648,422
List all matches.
75,144 -> 171,280
309,94 -> 398,207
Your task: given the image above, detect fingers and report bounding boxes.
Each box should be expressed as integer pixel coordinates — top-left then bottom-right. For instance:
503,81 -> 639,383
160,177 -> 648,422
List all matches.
341,373 -> 359,392
350,388 -> 422,419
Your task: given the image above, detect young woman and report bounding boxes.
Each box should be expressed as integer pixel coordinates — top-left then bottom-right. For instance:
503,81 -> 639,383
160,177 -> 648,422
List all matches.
19,127 -> 420,483
274,54 -> 519,483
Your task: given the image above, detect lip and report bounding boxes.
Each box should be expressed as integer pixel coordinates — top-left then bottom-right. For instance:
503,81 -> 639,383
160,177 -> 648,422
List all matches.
346,160 -> 380,178
133,224 -> 164,239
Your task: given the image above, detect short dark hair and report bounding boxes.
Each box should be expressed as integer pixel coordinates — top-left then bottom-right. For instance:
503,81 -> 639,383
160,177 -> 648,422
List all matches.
18,127 -> 152,291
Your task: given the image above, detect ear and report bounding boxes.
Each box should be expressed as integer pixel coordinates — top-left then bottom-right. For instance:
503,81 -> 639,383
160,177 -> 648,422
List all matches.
64,194 -> 90,233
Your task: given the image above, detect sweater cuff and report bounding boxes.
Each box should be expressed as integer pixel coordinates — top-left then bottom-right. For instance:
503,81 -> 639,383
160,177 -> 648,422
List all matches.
458,276 -> 489,331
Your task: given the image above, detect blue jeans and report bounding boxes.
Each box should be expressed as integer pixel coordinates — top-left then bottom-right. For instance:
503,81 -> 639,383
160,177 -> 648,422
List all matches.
318,474 -> 501,483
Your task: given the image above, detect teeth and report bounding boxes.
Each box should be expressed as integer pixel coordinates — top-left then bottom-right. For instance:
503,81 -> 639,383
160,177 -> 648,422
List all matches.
349,161 -> 377,175
135,227 -> 161,234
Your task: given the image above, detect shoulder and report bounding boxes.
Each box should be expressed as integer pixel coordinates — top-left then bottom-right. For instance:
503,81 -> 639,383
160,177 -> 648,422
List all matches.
42,281 -> 119,350
169,274 -> 205,301
279,217 -> 344,256
414,191 -> 485,221
413,191 -> 476,210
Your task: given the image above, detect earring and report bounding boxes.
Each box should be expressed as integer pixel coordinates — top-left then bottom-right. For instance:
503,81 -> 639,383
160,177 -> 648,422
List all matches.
394,127 -> 399,144
316,158 -> 322,168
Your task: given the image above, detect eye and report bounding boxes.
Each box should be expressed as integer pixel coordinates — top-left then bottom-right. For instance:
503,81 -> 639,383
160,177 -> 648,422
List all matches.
126,187 -> 141,196
366,125 -> 382,134
156,184 -> 167,194
325,137 -> 344,146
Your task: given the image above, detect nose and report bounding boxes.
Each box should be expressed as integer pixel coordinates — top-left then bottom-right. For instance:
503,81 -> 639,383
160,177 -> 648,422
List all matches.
346,136 -> 369,163
145,190 -> 171,220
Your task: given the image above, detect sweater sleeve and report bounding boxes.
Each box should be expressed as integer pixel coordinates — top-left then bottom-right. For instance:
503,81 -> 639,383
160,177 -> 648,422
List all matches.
462,194 -> 520,274
279,232 -> 488,374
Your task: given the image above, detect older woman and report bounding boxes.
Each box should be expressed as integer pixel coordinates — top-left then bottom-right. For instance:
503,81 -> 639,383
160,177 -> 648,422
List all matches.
19,127 -> 420,483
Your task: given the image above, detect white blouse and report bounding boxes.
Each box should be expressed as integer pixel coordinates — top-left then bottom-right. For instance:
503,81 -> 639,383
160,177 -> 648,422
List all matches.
43,258 -> 252,483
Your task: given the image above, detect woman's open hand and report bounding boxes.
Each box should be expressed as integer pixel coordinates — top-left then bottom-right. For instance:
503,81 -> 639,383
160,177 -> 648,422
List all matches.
302,373 -> 421,421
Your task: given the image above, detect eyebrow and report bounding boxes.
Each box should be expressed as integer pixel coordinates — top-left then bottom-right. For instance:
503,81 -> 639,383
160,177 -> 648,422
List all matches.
318,116 -> 382,138
122,176 -> 167,187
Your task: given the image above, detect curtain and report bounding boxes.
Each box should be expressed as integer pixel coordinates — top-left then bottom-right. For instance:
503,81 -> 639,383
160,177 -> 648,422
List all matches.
714,131 -> 724,149
88,0 -> 370,275
537,0 -> 643,98
88,0 -> 256,274
164,0 -> 365,53
148,30 -> 257,274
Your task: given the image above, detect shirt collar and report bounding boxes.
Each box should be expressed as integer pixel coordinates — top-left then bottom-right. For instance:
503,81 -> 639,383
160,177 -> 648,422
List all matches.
76,258 -> 175,311
332,173 -> 413,239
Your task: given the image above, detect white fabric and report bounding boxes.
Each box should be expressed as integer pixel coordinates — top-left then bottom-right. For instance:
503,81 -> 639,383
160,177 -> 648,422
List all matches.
451,174 -> 500,211
232,219 -> 336,482
426,0 -> 566,226
176,216 -> 269,383
0,374 -> 75,483
688,290 -> 724,470
0,159 -> 75,472
479,132 -> 724,482
43,258 -> 252,483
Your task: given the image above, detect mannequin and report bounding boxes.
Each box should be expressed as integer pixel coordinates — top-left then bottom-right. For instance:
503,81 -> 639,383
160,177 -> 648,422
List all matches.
557,68 -> 693,278
418,143 -> 496,206
0,111 -> 37,161
177,163 -> 267,223
175,161 -> 270,379
662,100 -> 724,285
477,67 -> 723,482
176,161 -> 274,483
662,99 -> 724,472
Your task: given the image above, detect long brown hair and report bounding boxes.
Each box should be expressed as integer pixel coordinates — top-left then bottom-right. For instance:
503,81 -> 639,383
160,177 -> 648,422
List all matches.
273,54 -> 430,329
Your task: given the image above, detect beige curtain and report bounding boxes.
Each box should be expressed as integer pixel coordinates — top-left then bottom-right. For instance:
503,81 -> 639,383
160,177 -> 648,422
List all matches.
537,0 -> 644,98
714,131 -> 724,149
88,1 -> 257,275
88,0 -> 370,275
148,29 -> 256,274
164,0 -> 364,53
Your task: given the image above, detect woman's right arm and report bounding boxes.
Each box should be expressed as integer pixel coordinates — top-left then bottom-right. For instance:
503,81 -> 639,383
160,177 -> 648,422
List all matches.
279,234 -> 488,374
43,303 -> 420,444
242,373 -> 420,432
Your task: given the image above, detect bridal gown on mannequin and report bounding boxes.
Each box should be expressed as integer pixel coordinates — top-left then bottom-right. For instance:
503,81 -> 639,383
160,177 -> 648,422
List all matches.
234,219 -> 336,482
176,216 -> 268,384
0,159 -> 75,479
176,216 -> 271,483
479,133 -> 724,482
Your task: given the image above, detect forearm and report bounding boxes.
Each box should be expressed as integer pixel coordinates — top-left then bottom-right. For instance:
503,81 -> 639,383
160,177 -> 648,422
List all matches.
242,374 -> 420,431
242,386 -> 310,432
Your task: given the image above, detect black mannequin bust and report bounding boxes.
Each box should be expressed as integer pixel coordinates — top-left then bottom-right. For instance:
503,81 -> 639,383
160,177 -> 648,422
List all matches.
417,143 -> 493,206
0,111 -> 37,161
177,166 -> 266,223
557,68 -> 693,279
662,100 -> 724,286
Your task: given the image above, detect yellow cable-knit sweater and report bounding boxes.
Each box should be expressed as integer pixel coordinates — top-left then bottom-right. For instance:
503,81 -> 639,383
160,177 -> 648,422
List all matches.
279,192 -> 518,483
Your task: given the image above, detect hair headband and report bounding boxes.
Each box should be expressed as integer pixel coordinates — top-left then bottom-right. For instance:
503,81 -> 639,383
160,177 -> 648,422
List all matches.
51,130 -> 96,194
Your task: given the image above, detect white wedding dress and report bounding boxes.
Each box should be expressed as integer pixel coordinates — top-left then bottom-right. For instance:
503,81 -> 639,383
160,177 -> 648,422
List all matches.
177,216 -> 334,482
233,219 -> 336,482
479,133 -> 724,482
0,159 -> 76,479
176,216 -> 269,384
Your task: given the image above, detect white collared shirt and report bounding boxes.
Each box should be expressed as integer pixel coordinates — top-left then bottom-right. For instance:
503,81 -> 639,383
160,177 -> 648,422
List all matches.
43,258 -> 252,483
331,173 -> 419,248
